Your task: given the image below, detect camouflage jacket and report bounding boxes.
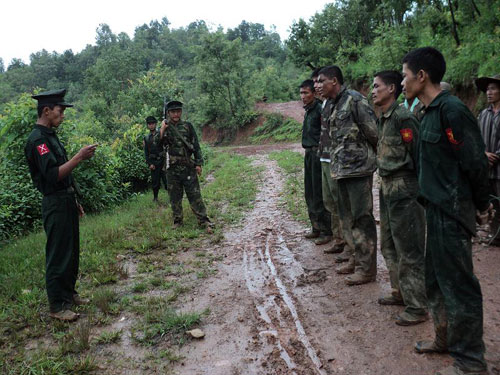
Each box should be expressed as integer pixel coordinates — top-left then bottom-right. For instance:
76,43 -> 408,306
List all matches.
319,99 -> 333,160
377,102 -> 419,177
302,99 -> 322,148
157,120 -> 203,166
418,91 -> 490,234
144,129 -> 165,167
328,87 -> 378,179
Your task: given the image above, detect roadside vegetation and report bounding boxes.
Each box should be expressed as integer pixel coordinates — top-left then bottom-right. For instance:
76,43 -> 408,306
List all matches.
0,150 -> 260,374
251,113 -> 302,144
269,150 -> 308,224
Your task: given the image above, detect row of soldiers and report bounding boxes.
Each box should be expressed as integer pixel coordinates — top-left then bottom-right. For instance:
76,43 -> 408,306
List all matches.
300,47 -> 495,375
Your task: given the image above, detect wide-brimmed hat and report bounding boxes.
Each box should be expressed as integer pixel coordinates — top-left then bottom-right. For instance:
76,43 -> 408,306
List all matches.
475,74 -> 500,92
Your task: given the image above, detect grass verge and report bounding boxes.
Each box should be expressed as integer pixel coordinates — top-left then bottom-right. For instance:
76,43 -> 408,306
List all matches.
268,150 -> 308,224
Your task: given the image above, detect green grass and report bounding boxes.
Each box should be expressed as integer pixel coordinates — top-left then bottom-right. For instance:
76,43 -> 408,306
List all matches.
269,150 -> 309,223
250,113 -> 302,144
0,150 -> 259,374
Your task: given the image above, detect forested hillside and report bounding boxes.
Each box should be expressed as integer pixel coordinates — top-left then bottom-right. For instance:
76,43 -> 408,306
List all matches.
287,0 -> 499,108
0,0 -> 498,240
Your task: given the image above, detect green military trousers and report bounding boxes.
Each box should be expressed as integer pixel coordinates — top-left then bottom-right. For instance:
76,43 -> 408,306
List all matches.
304,148 -> 331,236
337,176 -> 377,277
42,193 -> 79,313
167,164 -> 208,225
321,162 -> 345,243
425,203 -> 487,372
379,174 -> 427,316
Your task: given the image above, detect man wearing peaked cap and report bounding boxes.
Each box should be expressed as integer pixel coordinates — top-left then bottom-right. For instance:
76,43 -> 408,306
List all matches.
157,100 -> 212,231
476,74 -> 500,246
144,115 -> 168,202
25,89 -> 97,322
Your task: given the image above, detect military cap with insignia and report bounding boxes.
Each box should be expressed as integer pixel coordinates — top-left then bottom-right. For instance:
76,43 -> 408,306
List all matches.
146,116 -> 157,124
166,100 -> 183,111
32,89 -> 73,108
475,74 -> 500,92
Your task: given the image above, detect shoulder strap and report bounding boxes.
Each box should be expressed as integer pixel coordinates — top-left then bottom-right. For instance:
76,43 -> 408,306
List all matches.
170,123 -> 194,152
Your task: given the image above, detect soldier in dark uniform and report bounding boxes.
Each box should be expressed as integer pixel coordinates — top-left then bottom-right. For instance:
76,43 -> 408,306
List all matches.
402,47 -> 491,375
300,79 -> 332,244
158,101 -> 211,230
25,89 -> 96,321
144,116 -> 168,202
372,70 -> 427,326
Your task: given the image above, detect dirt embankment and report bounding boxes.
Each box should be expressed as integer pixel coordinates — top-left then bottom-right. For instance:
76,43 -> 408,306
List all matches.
172,144 -> 500,375
202,101 -> 304,145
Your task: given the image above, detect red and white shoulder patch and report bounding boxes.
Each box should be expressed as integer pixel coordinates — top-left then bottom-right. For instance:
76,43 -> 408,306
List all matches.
36,143 -> 50,156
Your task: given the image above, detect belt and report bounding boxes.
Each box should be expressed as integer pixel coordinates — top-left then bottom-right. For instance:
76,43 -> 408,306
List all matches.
45,187 -> 75,196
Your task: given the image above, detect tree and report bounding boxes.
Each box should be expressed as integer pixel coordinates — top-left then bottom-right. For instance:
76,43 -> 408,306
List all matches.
194,32 -> 254,129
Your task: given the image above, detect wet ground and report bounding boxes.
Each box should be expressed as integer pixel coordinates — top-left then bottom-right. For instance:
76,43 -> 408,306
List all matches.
170,143 -> 500,375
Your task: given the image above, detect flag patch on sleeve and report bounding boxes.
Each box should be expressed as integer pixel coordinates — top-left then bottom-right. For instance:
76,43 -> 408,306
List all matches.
37,143 -> 50,156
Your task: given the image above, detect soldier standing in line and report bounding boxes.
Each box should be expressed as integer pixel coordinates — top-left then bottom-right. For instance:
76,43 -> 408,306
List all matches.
476,74 -> 500,246
144,116 -> 168,203
402,47 -> 491,375
371,70 -> 428,326
300,79 -> 333,245
158,101 -> 211,230
312,68 -> 350,254
317,66 -> 378,286
25,89 -> 96,321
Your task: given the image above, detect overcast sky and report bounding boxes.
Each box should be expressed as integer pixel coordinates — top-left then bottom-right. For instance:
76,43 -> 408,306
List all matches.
0,0 -> 331,67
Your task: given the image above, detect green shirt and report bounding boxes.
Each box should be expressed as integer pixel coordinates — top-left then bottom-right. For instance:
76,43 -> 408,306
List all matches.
377,102 -> 419,177
302,99 -> 322,148
328,87 -> 378,179
25,125 -> 74,195
158,120 -> 203,166
418,91 -> 489,234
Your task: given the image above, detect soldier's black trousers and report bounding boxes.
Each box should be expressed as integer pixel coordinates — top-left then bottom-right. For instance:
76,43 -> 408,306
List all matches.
42,193 -> 79,313
425,204 -> 487,371
151,166 -> 168,194
304,148 -> 331,235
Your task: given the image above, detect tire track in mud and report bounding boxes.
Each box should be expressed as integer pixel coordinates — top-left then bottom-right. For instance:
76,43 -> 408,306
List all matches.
176,151 -> 328,375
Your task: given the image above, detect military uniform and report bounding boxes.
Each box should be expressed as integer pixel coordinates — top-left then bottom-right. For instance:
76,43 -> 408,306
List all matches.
319,99 -> 347,248
144,128 -> 168,200
328,87 -> 378,282
25,113 -> 81,314
158,112 -> 209,226
377,102 -> 427,319
418,91 -> 489,372
302,99 -> 331,237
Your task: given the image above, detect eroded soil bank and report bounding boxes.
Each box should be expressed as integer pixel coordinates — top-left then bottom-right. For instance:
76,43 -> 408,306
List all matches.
171,144 -> 500,375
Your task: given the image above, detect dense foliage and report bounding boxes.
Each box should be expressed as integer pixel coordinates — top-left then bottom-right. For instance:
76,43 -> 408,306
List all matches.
287,0 -> 499,91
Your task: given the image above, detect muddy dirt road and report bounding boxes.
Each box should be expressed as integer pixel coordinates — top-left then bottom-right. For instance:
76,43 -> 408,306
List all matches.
173,144 -> 500,375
